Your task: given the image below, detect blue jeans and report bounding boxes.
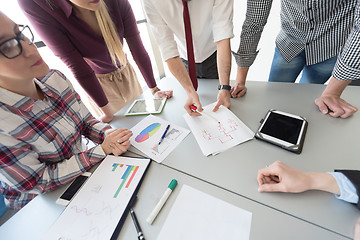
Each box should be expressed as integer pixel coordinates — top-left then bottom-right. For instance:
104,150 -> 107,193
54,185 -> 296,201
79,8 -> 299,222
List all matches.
268,47 -> 337,84
0,191 -> 7,218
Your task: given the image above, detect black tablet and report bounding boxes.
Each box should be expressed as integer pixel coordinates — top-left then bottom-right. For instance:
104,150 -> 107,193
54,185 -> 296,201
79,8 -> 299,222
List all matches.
255,110 -> 308,154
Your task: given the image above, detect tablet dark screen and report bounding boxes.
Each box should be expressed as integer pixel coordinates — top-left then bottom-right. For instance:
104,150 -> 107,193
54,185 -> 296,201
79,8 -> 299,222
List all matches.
260,112 -> 303,144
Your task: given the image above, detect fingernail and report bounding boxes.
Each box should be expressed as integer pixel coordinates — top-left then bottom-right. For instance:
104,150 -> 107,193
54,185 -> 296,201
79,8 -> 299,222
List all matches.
258,187 -> 263,192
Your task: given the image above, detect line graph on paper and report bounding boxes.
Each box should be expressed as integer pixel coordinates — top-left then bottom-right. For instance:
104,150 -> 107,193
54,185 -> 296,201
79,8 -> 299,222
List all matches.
201,118 -> 240,144
44,156 -> 150,240
151,128 -> 183,155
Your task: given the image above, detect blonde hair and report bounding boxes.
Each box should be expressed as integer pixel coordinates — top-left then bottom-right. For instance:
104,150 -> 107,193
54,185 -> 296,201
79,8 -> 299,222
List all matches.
95,0 -> 126,67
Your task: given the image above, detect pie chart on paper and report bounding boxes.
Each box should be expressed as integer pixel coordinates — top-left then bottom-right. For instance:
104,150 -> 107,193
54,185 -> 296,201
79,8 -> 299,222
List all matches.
135,123 -> 161,143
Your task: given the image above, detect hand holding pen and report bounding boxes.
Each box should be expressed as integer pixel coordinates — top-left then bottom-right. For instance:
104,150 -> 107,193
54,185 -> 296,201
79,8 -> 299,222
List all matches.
190,105 -> 220,124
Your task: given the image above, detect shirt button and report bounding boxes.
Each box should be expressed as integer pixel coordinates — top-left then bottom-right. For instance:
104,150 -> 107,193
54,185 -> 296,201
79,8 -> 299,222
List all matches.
308,7 -> 312,10
310,27 -> 314,31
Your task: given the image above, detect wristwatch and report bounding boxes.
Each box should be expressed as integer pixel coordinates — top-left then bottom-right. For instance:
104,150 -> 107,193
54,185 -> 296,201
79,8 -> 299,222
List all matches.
218,85 -> 231,91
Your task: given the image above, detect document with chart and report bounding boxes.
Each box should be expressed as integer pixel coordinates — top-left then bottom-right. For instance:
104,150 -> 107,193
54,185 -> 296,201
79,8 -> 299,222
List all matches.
44,156 -> 150,240
130,115 -> 190,163
184,103 -> 254,156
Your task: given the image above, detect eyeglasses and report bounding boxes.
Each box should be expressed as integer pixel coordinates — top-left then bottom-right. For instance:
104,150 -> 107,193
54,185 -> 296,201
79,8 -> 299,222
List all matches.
0,25 -> 35,59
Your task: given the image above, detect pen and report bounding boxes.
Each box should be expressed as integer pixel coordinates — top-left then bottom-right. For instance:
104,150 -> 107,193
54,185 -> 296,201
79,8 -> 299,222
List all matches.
146,179 -> 177,225
130,208 -> 145,240
190,105 -> 220,124
158,124 -> 170,145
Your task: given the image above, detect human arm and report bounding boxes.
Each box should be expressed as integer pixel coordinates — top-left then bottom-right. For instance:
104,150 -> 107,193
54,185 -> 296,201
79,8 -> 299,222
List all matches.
231,66 -> 248,98
314,77 -> 357,118
257,161 -> 340,194
17,0 -> 114,121
120,0 -> 172,99
315,6 -> 360,118
142,0 -> 200,114
212,0 -> 234,111
166,57 -> 202,116
257,161 -> 360,208
213,38 -> 231,111
232,0 -> 273,91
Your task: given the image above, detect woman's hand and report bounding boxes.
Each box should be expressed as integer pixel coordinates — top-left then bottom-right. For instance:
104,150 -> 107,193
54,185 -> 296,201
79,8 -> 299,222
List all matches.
101,128 -> 133,156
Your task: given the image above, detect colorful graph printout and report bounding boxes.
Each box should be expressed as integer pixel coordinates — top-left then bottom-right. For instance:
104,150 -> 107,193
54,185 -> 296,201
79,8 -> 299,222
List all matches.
44,156 -> 150,240
130,115 -> 190,163
135,123 -> 161,143
184,103 -> 254,156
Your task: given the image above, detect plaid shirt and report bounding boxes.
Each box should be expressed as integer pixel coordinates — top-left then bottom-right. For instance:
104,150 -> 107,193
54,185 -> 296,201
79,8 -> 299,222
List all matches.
0,70 -> 111,209
234,0 -> 356,68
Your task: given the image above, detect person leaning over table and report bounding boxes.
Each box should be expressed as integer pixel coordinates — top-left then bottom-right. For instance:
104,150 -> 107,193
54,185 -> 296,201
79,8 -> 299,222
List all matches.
233,0 -> 359,119
141,0 -> 234,115
17,0 -> 173,123
258,161 -> 360,239
0,12 -> 133,210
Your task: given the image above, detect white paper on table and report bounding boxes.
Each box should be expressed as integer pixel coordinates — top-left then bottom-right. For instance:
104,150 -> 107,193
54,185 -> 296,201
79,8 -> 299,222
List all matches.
130,115 -> 190,163
44,156 -> 150,240
184,103 -> 254,156
157,185 -> 252,240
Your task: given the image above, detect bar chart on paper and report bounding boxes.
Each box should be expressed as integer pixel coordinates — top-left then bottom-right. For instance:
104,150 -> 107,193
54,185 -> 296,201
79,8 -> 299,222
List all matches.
44,156 -> 150,240
112,163 -> 139,198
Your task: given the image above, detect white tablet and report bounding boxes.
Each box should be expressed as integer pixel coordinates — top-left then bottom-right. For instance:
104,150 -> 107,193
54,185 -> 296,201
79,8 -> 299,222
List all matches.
124,98 -> 167,116
255,110 -> 308,154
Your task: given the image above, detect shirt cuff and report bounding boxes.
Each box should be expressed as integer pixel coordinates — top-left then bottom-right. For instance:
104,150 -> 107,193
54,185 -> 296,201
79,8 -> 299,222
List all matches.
232,50 -> 259,68
332,57 -> 360,81
328,172 -> 359,204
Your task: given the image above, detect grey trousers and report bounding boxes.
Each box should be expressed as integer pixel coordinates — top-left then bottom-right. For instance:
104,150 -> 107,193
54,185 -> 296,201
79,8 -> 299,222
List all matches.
181,51 -> 219,79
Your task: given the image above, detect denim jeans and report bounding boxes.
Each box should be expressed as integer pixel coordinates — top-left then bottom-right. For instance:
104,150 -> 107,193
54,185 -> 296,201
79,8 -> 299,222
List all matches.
0,191 -> 8,218
268,47 -> 337,84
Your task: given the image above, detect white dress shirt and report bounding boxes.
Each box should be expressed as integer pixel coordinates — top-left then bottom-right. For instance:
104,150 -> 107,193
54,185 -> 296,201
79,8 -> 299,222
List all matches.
142,0 -> 234,63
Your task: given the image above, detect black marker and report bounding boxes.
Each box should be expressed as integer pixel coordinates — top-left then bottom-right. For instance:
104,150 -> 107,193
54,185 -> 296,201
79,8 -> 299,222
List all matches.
130,208 -> 145,240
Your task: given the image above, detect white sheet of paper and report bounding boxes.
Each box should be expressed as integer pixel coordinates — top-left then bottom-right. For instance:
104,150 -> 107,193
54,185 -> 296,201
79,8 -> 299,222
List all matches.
157,185 -> 252,240
44,156 -> 150,240
184,103 -> 254,156
130,115 -> 190,163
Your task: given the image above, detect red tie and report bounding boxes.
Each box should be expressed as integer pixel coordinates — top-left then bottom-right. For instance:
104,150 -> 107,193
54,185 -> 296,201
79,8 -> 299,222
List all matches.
182,0 -> 198,90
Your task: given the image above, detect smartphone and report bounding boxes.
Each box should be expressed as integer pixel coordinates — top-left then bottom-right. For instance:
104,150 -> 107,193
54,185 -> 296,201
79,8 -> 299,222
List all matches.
255,109 -> 308,154
55,172 -> 91,206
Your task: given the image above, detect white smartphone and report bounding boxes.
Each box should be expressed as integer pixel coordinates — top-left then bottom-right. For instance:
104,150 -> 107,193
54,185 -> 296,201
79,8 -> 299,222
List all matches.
255,110 -> 308,154
55,172 -> 91,206
124,98 -> 167,116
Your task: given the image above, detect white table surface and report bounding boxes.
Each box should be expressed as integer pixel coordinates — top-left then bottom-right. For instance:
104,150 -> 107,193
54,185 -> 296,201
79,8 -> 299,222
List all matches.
110,78 -> 360,239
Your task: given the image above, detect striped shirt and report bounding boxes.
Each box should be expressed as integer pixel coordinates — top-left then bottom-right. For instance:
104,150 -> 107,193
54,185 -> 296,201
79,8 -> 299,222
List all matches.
333,0 -> 360,81
233,0 -> 356,68
0,70 -> 111,209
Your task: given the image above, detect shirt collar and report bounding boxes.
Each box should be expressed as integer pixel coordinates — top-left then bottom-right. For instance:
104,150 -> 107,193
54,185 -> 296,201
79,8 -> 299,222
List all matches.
0,79 -> 51,112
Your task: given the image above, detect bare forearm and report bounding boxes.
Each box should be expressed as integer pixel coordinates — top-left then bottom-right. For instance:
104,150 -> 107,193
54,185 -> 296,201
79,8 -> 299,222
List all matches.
322,77 -> 351,97
308,172 -> 340,195
166,57 -> 196,94
216,39 -> 231,85
236,66 -> 249,85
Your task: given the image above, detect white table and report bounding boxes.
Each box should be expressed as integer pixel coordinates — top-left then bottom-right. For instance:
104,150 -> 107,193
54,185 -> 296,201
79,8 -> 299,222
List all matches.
111,78 -> 360,239
0,162 -> 351,240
